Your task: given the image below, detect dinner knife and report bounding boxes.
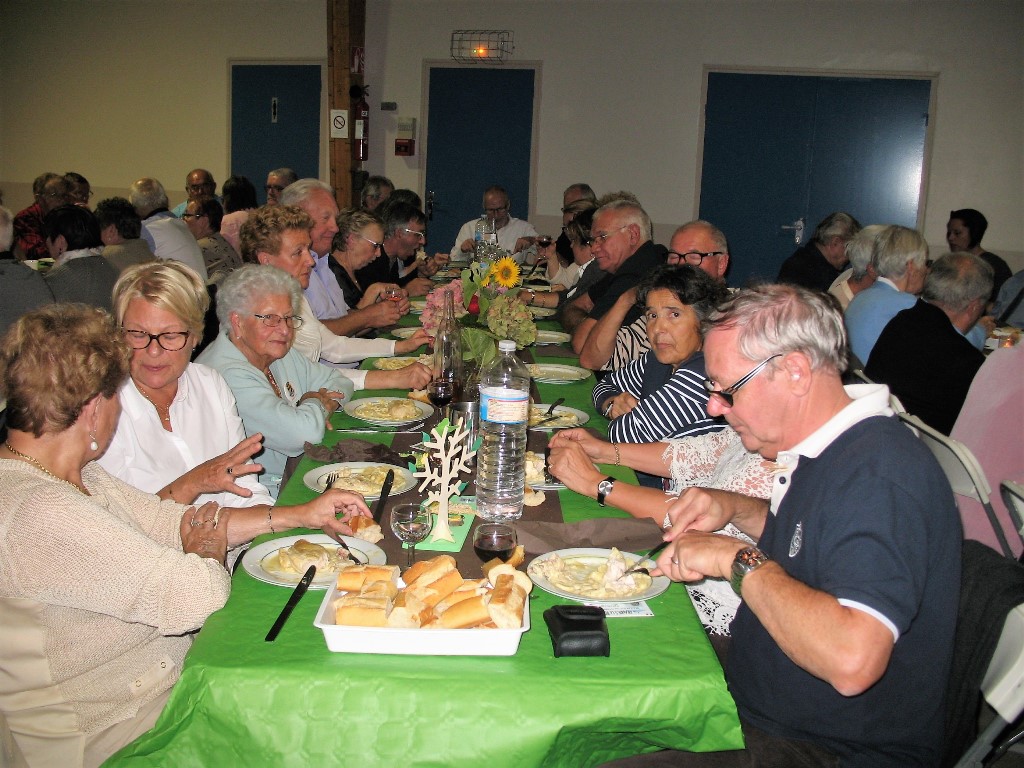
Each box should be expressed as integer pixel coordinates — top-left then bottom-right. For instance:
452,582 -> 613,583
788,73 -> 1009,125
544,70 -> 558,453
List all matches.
623,540 -> 671,577
265,565 -> 316,642
373,468 -> 395,524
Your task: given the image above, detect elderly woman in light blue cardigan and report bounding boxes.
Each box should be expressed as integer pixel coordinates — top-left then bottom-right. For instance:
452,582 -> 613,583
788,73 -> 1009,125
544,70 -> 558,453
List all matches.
197,264 -> 354,497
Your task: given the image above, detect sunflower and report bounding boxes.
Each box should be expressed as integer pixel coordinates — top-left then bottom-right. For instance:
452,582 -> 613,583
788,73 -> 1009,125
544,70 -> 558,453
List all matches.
490,256 -> 521,289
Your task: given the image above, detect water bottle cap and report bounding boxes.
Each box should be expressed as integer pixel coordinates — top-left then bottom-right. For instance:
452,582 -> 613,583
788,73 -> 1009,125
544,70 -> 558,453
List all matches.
498,340 -> 516,352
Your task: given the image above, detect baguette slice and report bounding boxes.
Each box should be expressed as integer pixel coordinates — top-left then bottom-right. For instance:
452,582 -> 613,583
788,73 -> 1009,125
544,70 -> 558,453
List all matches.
408,389 -> 431,405
435,579 -> 489,612
406,568 -> 464,608
349,515 -> 384,544
387,592 -> 433,628
486,574 -> 527,629
439,594 -> 492,628
336,564 -> 400,593
404,554 -> 457,586
334,595 -> 390,627
485,563 -> 533,595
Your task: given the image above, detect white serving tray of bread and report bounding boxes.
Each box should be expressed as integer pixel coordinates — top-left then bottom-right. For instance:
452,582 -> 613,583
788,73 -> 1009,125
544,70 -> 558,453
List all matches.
313,555 -> 531,656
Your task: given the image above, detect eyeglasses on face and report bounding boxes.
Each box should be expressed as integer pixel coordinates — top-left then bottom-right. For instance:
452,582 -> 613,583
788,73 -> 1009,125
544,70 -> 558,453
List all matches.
181,212 -> 206,221
186,183 -> 215,194
401,227 -> 426,241
265,184 -> 286,193
356,232 -> 383,251
483,205 -> 509,214
667,250 -> 725,266
253,313 -> 304,329
122,329 -> 191,351
703,353 -> 783,407
584,224 -> 630,247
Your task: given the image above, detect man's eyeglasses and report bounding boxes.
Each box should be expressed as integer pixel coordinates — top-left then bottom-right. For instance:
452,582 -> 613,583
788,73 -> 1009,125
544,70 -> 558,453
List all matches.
265,184 -> 286,193
181,212 -> 206,221
484,206 -> 509,214
186,183 -> 215,194
122,329 -> 191,351
357,233 -> 383,251
703,354 -> 783,407
667,250 -> 726,266
402,227 -> 426,241
584,224 -> 630,247
253,313 -> 304,329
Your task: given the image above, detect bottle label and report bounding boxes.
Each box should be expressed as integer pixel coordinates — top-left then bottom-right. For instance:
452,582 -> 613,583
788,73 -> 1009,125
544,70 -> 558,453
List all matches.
480,387 -> 528,424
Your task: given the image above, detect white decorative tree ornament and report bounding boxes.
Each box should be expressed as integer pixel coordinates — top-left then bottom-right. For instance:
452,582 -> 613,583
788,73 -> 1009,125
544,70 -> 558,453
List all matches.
413,417 -> 478,543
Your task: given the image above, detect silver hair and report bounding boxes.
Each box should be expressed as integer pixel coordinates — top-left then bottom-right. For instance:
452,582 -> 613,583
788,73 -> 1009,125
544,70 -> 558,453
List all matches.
216,264 -> 302,331
706,284 -> 847,375
564,183 -> 596,203
675,220 -> 729,253
279,178 -> 333,208
129,178 -> 169,215
813,212 -> 860,245
844,224 -> 886,280
0,205 -> 13,251
922,252 -> 994,313
360,175 -> 394,207
593,196 -> 653,241
872,225 -> 928,280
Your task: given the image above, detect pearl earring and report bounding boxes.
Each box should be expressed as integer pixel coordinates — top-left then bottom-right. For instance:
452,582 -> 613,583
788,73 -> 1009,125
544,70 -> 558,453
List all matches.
89,432 -> 99,452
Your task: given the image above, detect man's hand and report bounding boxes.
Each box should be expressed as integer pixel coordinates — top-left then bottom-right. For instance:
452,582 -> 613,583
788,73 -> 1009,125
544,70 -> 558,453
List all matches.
513,236 -> 536,253
460,238 -> 475,254
404,277 -> 435,297
664,487 -> 769,541
653,530 -> 747,582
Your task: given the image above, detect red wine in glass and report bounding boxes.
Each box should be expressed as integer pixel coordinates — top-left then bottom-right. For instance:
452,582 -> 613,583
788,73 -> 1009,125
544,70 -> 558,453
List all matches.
473,523 -> 517,562
537,235 -> 553,248
427,380 -> 454,410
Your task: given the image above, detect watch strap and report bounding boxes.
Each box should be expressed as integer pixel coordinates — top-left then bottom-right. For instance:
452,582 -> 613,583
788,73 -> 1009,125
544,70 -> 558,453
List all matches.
731,546 -> 770,596
596,476 -> 615,506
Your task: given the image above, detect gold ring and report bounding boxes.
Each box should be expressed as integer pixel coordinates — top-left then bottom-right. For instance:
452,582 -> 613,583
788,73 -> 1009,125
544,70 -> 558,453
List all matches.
226,466 -> 233,476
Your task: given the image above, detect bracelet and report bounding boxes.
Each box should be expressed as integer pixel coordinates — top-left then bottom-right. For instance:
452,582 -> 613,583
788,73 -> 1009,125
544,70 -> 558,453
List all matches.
612,443 -> 621,466
267,507 -> 276,534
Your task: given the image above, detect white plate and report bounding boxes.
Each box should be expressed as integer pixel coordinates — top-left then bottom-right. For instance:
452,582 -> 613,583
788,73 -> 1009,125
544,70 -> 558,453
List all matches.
391,327 -> 430,340
409,300 -> 427,314
528,364 -> 591,384
344,397 -> 433,426
303,462 -> 416,498
527,548 -> 671,604
529,306 -> 557,319
528,404 -> 590,431
534,330 -> 570,345
242,534 -> 386,589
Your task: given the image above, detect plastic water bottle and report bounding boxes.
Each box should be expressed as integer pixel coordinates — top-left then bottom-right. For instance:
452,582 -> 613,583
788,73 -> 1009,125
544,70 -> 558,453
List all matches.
476,340 -> 531,521
474,217 -> 489,260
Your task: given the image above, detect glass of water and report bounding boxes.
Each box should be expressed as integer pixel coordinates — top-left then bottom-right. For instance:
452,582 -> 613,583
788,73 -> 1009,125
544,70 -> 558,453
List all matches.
390,503 -> 433,568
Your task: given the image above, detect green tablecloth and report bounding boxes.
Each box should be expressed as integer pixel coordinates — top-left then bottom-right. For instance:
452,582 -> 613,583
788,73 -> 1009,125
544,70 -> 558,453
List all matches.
105,331 -> 741,767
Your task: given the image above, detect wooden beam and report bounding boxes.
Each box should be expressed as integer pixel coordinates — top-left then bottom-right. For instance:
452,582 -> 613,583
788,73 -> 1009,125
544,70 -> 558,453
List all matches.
327,0 -> 366,208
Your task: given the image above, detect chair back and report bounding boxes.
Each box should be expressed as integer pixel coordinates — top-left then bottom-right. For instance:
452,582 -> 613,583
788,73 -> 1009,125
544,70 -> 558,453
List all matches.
1002,482 -> 1024,539
898,412 -> 1013,559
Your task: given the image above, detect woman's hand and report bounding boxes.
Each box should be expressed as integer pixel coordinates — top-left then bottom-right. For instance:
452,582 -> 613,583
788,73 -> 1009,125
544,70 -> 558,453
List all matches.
548,427 -> 614,463
300,489 -> 372,541
603,392 -> 638,419
298,388 -> 344,430
547,439 -> 603,495
169,433 -> 265,503
180,501 -> 230,565
395,329 -> 433,354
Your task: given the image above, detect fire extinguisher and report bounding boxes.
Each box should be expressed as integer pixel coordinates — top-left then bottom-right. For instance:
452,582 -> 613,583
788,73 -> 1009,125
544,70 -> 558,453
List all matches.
350,84 -> 369,162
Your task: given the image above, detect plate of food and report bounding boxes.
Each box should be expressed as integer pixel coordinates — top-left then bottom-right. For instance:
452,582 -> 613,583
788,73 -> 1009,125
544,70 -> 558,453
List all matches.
527,547 -> 671,604
527,364 -> 591,384
534,330 -> 571,345
344,396 -> 433,425
528,306 -> 557,319
409,300 -> 427,314
372,353 -> 433,370
528,404 -> 589,431
525,450 -> 563,491
303,462 -> 416,499
242,534 -> 386,589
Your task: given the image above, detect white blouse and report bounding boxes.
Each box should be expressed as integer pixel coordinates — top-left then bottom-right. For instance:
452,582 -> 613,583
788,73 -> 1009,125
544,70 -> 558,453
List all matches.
99,363 -> 274,509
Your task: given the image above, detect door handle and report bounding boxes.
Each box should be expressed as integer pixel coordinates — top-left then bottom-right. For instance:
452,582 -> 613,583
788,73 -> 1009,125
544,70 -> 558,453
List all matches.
780,217 -> 805,245
426,190 -> 435,221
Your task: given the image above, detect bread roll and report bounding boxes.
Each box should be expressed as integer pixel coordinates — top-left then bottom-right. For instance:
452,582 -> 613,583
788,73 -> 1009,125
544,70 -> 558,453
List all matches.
439,594 -> 491,628
387,592 -> 433,628
335,564 -> 400,592
486,574 -> 527,629
486,563 -> 533,595
435,579 -> 488,612
349,516 -> 384,544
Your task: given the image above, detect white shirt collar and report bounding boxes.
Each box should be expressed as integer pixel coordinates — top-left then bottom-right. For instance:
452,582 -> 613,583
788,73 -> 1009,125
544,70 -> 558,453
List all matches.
875,276 -> 900,291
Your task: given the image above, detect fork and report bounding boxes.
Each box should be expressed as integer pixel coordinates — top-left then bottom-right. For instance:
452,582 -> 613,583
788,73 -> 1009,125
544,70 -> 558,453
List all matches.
324,472 -> 338,488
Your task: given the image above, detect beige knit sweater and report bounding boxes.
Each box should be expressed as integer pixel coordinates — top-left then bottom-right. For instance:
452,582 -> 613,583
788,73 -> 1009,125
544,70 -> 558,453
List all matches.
0,459 -> 231,763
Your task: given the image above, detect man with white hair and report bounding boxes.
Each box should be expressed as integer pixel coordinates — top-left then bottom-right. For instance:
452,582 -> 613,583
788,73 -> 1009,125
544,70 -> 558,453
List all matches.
610,284 -> 959,768
777,211 -> 861,293
828,224 -> 883,310
264,167 -> 298,205
866,252 -> 992,434
844,224 -> 928,364
129,177 -> 207,280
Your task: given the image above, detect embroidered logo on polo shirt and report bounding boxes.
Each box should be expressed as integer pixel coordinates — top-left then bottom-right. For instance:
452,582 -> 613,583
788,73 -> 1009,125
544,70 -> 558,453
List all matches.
789,522 -> 803,558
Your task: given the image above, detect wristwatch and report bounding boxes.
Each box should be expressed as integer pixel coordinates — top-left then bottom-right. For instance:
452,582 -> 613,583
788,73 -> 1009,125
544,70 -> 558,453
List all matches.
730,546 -> 770,596
596,476 -> 616,506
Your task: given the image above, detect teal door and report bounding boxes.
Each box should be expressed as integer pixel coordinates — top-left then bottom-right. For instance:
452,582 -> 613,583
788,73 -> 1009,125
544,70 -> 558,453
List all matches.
424,67 -> 535,255
699,72 -> 931,287
231,65 -> 321,201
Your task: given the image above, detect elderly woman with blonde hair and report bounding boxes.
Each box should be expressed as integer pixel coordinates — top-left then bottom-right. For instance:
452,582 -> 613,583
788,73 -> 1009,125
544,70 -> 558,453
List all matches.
0,304 -> 371,766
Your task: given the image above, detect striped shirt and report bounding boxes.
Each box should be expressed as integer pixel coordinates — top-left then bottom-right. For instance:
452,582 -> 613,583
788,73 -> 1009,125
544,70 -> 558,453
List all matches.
594,350 -> 722,444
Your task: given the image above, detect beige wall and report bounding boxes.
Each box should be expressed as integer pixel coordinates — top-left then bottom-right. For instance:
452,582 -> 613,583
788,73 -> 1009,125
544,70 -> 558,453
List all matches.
2,0 -> 1021,269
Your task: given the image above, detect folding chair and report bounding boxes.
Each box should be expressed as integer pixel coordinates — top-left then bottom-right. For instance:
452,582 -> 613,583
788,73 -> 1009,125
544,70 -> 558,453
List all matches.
899,412 -> 1014,559
954,605 -> 1024,767
1002,482 -> 1024,550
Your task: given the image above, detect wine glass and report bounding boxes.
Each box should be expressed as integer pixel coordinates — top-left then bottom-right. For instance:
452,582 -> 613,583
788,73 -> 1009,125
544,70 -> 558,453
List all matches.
427,378 -> 455,423
382,285 -> 403,303
390,503 -> 433,568
473,522 -> 518,563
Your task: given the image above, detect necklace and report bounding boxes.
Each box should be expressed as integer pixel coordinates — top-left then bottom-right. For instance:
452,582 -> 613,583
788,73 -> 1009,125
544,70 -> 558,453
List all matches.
137,385 -> 172,428
265,368 -> 282,398
4,442 -> 89,495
